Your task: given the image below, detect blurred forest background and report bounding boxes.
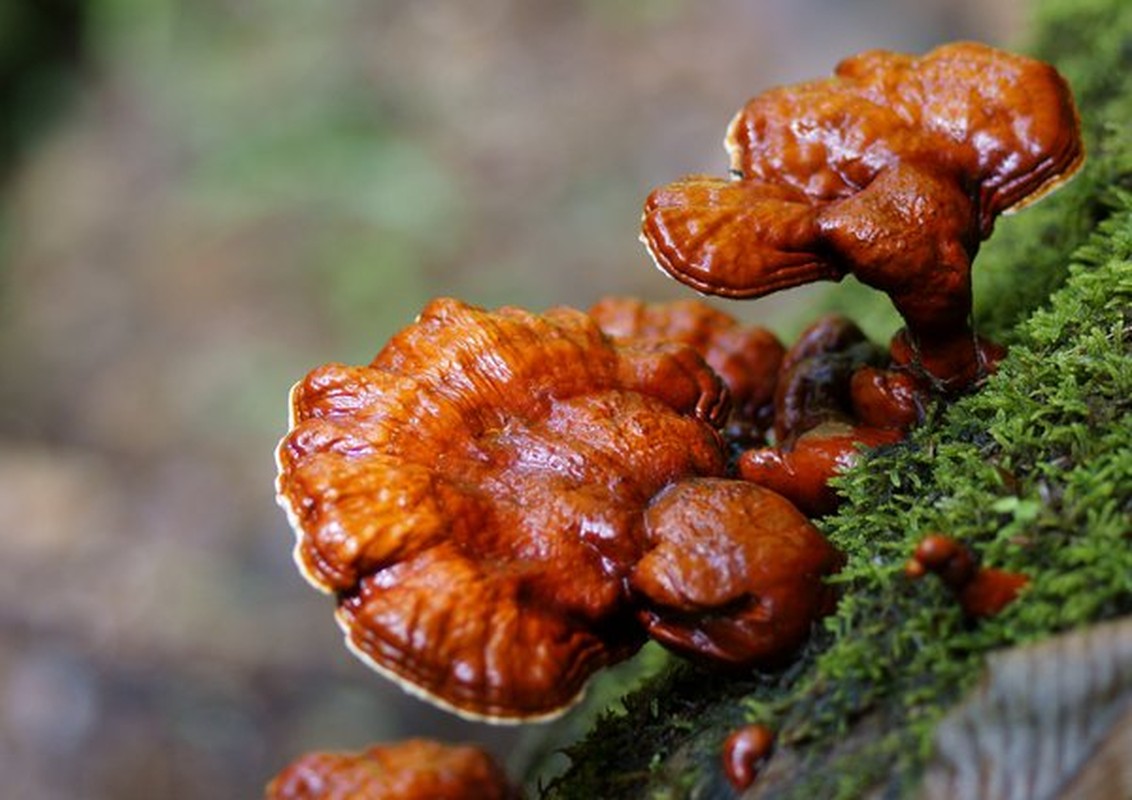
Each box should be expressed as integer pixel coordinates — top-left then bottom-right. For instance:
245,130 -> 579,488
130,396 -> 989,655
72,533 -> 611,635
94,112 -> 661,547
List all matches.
0,1 -> 1022,797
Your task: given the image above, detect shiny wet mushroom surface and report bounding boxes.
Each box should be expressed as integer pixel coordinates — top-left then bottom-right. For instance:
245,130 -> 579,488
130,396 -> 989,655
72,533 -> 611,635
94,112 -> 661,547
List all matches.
266,739 -> 520,800
642,41 -> 1083,390
276,298 -> 841,722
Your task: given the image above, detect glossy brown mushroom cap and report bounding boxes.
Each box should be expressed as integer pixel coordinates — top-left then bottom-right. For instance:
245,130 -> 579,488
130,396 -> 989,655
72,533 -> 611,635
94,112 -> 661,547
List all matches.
641,175 -> 838,299
738,422 -> 904,517
830,43 -> 1084,228
630,478 -> 843,667
589,296 -> 785,430
266,739 -> 519,800
647,38 -> 1077,294
642,42 -> 1082,388
276,298 -> 729,721
725,41 -> 1084,233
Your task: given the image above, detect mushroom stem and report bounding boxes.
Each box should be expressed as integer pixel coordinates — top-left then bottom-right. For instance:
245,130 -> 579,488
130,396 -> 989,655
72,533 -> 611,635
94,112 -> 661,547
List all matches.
889,329 -> 1008,394
815,162 -> 983,389
890,326 -> 981,392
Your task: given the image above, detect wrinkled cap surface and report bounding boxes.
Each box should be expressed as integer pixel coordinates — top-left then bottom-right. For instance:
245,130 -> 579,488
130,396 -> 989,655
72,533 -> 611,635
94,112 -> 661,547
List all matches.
265,739 -> 518,800
588,296 -> 785,431
276,298 -> 731,721
642,41 -> 1083,300
642,176 -> 833,300
630,478 -> 843,665
726,42 -> 1083,223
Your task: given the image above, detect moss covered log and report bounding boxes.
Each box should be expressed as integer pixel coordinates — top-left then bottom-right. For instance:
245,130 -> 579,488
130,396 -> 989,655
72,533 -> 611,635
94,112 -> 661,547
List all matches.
539,0 -> 1132,796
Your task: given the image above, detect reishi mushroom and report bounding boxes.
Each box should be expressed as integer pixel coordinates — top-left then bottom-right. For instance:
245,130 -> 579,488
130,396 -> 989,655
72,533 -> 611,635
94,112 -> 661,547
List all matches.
631,478 -> 841,667
735,315 -> 908,516
266,39 -> 1083,793
905,533 -> 1029,618
266,739 -> 519,800
721,724 -> 776,792
739,422 -> 903,518
641,42 -> 1083,390
588,296 -> 785,445
276,298 -> 841,721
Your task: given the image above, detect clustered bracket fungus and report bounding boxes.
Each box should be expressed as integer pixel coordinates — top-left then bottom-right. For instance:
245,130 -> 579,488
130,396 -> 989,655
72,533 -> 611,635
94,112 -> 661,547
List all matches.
587,303 -> 917,517
271,40 -> 1084,795
641,41 -> 1083,391
735,315 -> 910,516
276,298 -> 840,723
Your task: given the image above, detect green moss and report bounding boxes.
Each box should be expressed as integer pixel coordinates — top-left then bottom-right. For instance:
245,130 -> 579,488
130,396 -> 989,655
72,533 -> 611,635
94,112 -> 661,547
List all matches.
780,213 -> 1132,795
539,1 -> 1132,796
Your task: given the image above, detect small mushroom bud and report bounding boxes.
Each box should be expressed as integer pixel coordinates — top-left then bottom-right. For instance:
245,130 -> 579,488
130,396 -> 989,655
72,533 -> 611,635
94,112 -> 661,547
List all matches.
736,316 -> 903,516
906,534 -> 1028,618
849,365 -> 929,431
722,724 -> 776,792
265,739 -> 520,800
771,315 -> 883,444
738,422 -> 903,517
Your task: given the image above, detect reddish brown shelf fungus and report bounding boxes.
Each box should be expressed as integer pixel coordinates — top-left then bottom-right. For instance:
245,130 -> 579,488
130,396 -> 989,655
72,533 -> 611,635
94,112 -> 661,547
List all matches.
736,316 -> 910,516
266,739 -> 520,800
906,534 -> 1029,618
722,724 -> 776,793
276,298 -> 841,721
641,42 -> 1083,391
589,296 -> 785,445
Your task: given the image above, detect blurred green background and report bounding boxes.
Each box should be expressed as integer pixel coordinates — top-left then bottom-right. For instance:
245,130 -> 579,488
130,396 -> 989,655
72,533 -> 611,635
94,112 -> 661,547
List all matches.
0,1 -> 1022,797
